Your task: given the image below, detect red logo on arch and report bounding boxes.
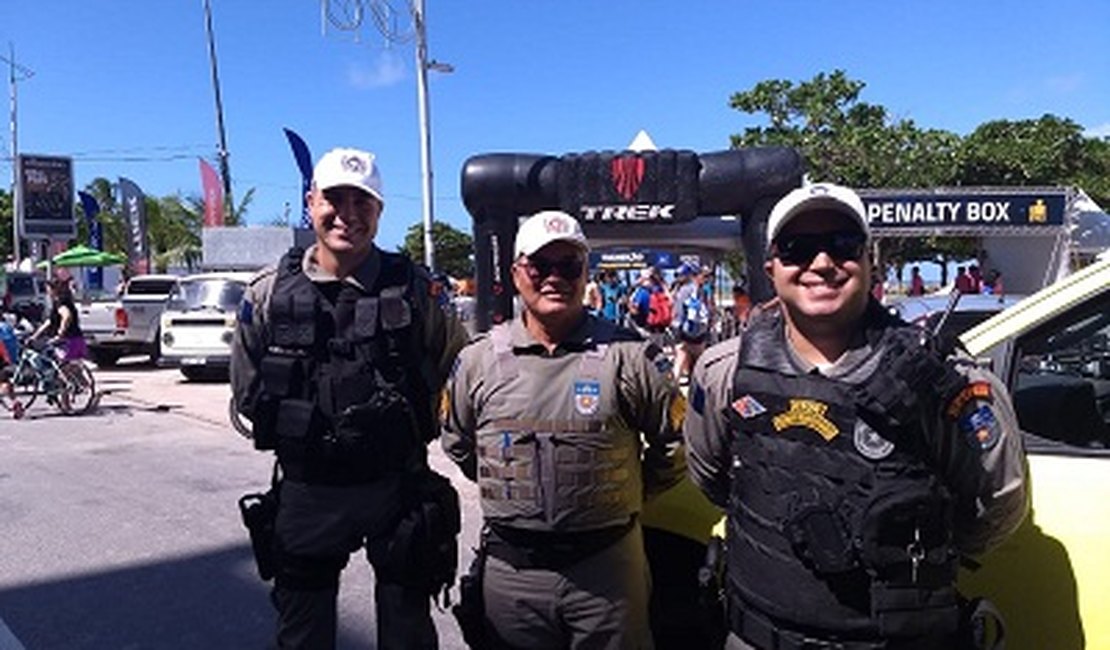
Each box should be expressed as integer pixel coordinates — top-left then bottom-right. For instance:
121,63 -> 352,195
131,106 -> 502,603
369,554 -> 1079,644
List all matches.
610,156 -> 645,201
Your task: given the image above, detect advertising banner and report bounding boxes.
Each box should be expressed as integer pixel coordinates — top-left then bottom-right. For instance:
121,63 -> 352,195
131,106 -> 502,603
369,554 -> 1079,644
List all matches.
283,127 -> 313,228
199,158 -> 225,227
118,177 -> 149,274
16,154 -> 76,239
77,191 -> 104,291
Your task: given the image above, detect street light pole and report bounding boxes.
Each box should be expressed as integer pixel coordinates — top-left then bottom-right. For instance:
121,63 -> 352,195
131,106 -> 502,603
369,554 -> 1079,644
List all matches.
413,0 -> 436,272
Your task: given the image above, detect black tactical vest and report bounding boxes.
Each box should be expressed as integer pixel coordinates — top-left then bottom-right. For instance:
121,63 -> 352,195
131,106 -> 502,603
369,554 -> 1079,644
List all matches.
725,310 -> 960,641
253,247 -> 433,485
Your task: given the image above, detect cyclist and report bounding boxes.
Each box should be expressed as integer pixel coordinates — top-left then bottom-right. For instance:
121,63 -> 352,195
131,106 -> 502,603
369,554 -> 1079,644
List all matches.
30,278 -> 88,362
1,313 -> 24,418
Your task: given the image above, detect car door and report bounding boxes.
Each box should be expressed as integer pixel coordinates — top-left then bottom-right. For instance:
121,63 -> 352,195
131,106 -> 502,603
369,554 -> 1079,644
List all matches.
958,283 -> 1110,650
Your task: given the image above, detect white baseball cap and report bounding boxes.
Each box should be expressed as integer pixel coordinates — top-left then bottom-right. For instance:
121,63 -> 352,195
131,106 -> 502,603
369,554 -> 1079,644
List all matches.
514,210 -> 590,259
312,148 -> 384,204
766,182 -> 870,248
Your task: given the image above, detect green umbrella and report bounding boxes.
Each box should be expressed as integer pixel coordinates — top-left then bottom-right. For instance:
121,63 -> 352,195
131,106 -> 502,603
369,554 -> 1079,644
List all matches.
37,248 -> 128,268
50,244 -> 102,265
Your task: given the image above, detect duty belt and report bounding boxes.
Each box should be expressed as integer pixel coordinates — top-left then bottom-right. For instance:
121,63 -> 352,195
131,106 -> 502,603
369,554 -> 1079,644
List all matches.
485,517 -> 636,570
729,595 -> 887,650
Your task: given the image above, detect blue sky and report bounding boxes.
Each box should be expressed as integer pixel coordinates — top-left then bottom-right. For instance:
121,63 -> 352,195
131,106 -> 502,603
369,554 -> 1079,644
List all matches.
2,0 -> 1107,252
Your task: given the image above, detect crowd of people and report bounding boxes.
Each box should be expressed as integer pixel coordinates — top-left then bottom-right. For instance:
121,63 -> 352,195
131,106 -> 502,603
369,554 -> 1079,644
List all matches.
228,145 -> 1027,650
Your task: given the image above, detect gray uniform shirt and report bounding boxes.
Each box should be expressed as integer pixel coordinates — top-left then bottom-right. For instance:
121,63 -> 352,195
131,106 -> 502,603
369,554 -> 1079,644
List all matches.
684,306 -> 1029,556
230,245 -> 467,432
441,314 -> 686,530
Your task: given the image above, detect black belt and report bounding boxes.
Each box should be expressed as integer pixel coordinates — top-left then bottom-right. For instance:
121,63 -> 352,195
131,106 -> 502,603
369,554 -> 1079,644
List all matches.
486,518 -> 636,570
729,596 -> 887,650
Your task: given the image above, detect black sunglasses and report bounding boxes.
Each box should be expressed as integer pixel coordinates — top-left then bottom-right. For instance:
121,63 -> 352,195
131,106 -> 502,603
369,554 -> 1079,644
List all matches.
518,255 -> 585,281
772,231 -> 867,266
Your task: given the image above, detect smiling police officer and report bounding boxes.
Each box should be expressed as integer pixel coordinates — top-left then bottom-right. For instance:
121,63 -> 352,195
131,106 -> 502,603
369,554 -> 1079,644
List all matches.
231,147 -> 467,649
684,183 -> 1029,650
442,210 -> 686,649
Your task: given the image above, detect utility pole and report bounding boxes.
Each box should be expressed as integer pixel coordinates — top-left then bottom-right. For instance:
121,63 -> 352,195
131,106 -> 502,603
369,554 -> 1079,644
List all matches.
202,0 -> 233,221
4,44 -> 33,266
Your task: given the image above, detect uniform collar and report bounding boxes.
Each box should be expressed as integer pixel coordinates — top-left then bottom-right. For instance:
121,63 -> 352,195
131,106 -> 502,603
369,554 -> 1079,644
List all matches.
302,244 -> 381,290
508,312 -> 595,354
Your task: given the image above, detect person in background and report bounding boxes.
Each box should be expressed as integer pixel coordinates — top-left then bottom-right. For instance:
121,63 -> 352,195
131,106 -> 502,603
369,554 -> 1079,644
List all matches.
954,265 -> 974,294
983,269 -> 1004,296
1,313 -> 24,419
31,278 -> 87,362
442,210 -> 686,649
584,270 -> 604,317
968,264 -> 983,294
600,270 -> 624,324
908,264 -> 926,296
453,277 -> 478,339
671,262 -> 710,385
685,183 -> 1028,650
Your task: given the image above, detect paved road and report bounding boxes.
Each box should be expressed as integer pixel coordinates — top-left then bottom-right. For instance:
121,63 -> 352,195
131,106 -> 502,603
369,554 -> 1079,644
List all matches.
0,359 -> 481,650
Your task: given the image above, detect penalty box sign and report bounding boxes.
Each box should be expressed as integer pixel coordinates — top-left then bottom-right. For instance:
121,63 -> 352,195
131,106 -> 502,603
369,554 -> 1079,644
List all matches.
18,154 -> 76,239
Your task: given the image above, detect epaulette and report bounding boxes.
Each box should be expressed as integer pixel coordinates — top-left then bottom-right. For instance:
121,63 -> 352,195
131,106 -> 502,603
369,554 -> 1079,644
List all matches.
248,265 -> 278,287
699,336 -> 741,371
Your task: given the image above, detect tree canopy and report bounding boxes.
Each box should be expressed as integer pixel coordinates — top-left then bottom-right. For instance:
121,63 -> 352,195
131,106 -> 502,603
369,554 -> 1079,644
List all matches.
399,220 -> 474,278
729,69 -> 1110,280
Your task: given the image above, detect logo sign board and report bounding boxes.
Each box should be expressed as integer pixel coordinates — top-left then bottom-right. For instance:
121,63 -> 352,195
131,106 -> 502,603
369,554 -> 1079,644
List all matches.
589,249 -> 677,270
861,191 -> 1066,230
558,150 -> 700,224
17,154 -> 76,239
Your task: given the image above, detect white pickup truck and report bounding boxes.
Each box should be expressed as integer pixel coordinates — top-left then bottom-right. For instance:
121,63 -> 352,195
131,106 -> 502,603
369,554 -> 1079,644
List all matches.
79,274 -> 180,367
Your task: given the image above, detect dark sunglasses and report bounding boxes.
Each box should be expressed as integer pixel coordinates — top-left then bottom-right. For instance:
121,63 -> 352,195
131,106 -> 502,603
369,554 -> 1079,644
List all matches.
772,231 -> 867,266
518,255 -> 585,281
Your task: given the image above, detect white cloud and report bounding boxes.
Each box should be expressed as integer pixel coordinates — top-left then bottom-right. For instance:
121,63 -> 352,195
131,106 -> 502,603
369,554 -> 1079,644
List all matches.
347,51 -> 407,89
1085,122 -> 1110,139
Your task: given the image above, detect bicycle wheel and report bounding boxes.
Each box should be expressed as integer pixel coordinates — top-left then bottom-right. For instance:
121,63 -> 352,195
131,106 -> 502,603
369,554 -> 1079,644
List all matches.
57,361 -> 97,415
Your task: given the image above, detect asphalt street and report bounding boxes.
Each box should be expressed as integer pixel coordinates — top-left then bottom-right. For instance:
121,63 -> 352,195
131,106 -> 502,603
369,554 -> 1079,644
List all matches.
0,358 -> 482,650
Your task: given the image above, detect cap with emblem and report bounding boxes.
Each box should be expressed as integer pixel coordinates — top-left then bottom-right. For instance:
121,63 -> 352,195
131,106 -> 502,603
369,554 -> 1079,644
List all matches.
766,182 -> 870,249
313,148 -> 384,204
514,210 -> 590,259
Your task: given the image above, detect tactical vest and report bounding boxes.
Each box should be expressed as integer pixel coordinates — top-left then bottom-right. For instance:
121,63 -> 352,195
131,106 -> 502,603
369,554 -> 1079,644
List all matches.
252,247 -> 432,485
725,311 -> 960,641
476,319 -> 642,532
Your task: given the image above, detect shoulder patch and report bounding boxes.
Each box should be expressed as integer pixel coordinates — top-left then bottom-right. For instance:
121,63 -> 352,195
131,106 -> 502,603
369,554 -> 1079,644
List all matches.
959,404 -> 1001,451
238,299 -> 253,326
946,381 -> 992,420
644,343 -> 673,375
691,381 -> 706,416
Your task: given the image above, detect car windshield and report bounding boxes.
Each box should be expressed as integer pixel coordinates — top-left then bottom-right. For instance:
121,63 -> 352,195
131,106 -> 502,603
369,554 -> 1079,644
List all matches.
168,279 -> 246,312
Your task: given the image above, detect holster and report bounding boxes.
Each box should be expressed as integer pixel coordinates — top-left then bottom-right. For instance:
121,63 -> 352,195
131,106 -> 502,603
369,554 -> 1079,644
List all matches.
453,535 -> 490,649
238,486 -> 279,581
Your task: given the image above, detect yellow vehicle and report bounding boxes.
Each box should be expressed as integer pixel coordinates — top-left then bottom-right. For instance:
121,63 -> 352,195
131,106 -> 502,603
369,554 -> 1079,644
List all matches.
958,255 -> 1110,650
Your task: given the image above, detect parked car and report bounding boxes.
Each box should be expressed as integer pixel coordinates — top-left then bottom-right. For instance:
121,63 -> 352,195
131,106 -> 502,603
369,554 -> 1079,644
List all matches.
159,271 -> 254,381
887,291 -> 1025,340
1,270 -> 46,324
956,257 -> 1110,649
81,274 -> 180,367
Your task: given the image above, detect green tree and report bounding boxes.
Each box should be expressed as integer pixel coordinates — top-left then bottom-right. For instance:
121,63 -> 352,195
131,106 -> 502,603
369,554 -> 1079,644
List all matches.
399,220 -> 474,277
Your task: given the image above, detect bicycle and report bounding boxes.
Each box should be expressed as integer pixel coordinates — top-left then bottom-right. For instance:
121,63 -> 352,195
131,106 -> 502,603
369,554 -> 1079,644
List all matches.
0,337 -> 97,417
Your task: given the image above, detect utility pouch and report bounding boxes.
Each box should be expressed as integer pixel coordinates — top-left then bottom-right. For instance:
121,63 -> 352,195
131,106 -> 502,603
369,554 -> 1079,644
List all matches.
239,488 -> 279,581
453,540 -> 489,649
872,582 -> 960,638
786,503 -> 858,574
250,394 -> 280,451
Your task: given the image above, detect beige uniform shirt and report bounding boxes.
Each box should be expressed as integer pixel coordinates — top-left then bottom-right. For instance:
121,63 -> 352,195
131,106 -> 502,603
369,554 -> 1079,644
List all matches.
441,315 -> 686,530
230,245 -> 467,430
684,307 -> 1029,556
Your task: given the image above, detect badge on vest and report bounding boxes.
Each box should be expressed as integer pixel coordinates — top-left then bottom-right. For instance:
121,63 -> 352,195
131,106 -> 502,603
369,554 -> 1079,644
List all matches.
854,420 -> 895,460
731,394 -> 767,419
772,399 -> 839,441
574,380 -> 601,415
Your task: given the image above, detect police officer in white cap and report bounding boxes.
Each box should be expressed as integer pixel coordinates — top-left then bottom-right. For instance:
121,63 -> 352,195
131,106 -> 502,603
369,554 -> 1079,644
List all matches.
442,209 -> 687,649
684,183 -> 1028,649
231,147 -> 467,649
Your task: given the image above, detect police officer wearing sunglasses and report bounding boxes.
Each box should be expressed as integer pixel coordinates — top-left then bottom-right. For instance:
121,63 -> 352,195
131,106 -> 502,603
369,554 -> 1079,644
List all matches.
684,183 -> 1028,649
441,210 -> 687,649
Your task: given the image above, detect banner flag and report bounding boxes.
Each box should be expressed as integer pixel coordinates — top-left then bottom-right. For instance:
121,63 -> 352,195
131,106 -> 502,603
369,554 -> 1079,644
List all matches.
283,127 -> 314,228
77,190 -> 105,291
118,177 -> 150,274
199,157 -> 225,227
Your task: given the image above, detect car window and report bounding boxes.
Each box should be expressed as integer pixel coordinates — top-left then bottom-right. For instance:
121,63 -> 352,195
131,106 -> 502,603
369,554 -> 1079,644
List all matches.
1011,290 -> 1110,452
128,279 -> 178,296
168,279 -> 247,312
8,275 -> 37,296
